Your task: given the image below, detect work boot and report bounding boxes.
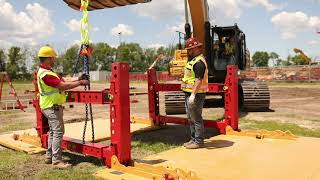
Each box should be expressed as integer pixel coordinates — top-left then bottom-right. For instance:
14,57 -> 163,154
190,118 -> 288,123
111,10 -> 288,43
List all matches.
45,157 -> 52,164
185,142 -> 204,149
52,161 -> 72,169
183,140 -> 194,147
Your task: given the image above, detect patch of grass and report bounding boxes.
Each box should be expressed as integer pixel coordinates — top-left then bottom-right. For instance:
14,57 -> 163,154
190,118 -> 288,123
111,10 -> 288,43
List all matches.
268,81 -> 320,86
210,114 -> 224,121
240,118 -> 320,138
0,121 -> 33,134
36,167 -> 97,180
132,140 -> 177,154
0,111 -> 14,115
0,149 -> 31,179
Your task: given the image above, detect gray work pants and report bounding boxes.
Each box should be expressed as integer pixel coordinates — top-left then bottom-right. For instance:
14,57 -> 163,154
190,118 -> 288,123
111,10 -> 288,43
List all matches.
42,106 -> 64,163
185,93 -> 206,144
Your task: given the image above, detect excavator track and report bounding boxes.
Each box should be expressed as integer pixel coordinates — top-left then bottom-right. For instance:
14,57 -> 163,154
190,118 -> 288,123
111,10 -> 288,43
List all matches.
240,80 -> 270,111
164,81 -> 270,115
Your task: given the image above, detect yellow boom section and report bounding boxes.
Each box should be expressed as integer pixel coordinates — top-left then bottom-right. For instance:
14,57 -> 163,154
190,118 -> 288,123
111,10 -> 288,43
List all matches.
187,0 -> 207,53
293,48 -> 312,64
63,0 -> 151,11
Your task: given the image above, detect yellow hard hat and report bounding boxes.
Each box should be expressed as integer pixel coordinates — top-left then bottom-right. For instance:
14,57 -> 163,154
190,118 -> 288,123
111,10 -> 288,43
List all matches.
38,46 -> 57,57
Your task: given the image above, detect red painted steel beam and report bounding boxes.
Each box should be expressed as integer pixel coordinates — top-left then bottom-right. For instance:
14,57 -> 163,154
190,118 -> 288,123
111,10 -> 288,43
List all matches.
208,83 -> 225,93
157,116 -> 228,134
41,134 -> 116,167
224,65 -> 238,131
153,83 -> 225,93
66,90 -> 111,104
109,63 -> 131,165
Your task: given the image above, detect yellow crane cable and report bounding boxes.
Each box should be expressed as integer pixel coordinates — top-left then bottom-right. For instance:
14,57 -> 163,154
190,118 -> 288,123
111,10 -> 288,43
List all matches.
80,0 -> 91,45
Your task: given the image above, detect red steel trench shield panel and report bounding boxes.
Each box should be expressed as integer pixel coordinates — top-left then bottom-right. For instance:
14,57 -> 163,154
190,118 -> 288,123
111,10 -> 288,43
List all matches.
33,62 -> 130,167
148,65 -> 239,134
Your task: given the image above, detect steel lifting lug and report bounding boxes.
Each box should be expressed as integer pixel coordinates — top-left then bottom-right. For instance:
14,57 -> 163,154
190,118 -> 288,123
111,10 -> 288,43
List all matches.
223,86 -> 229,91
108,94 -> 114,101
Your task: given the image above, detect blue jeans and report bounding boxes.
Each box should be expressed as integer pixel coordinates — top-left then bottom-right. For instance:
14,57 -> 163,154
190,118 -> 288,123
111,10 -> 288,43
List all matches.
185,93 -> 206,144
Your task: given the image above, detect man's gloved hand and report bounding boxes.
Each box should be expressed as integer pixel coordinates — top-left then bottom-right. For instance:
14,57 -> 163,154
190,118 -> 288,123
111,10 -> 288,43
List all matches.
188,94 -> 196,106
78,73 -> 89,80
79,80 -> 90,86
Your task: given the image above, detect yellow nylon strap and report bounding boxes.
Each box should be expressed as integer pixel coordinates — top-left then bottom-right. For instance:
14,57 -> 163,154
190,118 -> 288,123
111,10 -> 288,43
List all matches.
80,0 -> 91,45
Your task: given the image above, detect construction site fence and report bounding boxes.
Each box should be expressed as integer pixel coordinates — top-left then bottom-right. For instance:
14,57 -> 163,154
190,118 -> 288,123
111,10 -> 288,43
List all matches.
241,65 -> 320,81
102,65 -> 320,82
106,71 -> 176,82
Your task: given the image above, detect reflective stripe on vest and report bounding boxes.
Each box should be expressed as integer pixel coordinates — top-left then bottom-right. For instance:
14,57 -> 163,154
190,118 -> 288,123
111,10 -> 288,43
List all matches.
181,54 -> 208,93
37,67 -> 66,109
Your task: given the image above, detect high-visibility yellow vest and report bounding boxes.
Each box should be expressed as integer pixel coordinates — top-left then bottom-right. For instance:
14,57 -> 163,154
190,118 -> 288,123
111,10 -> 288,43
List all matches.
37,67 -> 67,109
181,54 -> 208,93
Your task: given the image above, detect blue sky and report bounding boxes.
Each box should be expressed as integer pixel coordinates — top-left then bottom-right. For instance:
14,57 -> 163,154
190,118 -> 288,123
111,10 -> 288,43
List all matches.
0,0 -> 319,60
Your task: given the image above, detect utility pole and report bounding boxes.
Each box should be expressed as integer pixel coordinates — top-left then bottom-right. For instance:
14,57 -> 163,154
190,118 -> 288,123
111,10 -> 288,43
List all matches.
118,32 -> 122,46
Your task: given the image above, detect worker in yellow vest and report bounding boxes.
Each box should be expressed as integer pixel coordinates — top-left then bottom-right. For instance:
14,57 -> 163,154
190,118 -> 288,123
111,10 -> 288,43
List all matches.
181,37 -> 208,149
37,46 -> 89,169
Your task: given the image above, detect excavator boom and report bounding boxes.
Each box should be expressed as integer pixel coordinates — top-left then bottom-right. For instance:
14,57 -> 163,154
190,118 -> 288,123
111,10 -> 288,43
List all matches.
186,0 -> 209,53
293,48 -> 312,64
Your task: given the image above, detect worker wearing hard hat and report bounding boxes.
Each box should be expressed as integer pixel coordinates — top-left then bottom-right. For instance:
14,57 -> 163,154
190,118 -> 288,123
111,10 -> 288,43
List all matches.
181,37 -> 208,149
37,46 -> 89,169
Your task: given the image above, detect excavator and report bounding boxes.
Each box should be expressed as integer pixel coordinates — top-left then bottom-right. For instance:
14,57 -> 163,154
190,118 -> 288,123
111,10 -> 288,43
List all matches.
64,0 -> 270,115
293,48 -> 314,65
164,0 -> 270,114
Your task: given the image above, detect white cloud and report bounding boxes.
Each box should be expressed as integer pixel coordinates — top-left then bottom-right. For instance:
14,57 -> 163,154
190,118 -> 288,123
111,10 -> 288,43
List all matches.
65,19 -> 100,32
92,27 -> 100,32
0,0 -> 54,46
308,40 -> 318,45
131,0 -> 283,25
166,23 -> 185,33
148,43 -> 165,49
65,19 -> 80,32
245,0 -> 285,11
271,11 -> 320,39
111,24 -> 134,36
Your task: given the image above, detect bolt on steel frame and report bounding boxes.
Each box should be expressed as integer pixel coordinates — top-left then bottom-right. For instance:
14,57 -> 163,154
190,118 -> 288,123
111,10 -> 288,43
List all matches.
148,65 -> 239,134
33,63 -> 131,167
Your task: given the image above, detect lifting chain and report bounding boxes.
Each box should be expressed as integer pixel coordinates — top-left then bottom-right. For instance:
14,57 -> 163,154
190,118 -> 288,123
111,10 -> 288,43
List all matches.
74,45 -> 95,144
79,0 -> 95,144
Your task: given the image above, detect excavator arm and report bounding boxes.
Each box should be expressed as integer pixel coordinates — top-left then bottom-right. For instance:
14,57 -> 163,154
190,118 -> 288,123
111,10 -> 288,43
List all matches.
186,0 -> 209,54
63,0 -> 151,11
293,48 -> 312,64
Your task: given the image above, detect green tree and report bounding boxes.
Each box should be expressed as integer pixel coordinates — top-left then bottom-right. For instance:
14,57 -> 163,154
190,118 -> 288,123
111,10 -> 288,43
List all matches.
291,54 -> 309,65
59,45 -> 80,75
252,51 -> 270,67
31,50 -> 40,72
269,52 -> 280,67
117,43 -> 147,72
91,43 -> 115,71
0,49 -> 6,72
282,55 -> 292,66
6,47 -> 28,80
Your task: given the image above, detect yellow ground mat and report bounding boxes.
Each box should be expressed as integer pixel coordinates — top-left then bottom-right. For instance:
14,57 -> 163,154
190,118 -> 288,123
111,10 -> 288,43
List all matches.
95,135 -> 320,180
0,117 -> 156,154
141,135 -> 320,180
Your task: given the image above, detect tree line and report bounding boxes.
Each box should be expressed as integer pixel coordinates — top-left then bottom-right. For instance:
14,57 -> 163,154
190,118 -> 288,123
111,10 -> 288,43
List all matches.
0,42 -> 313,80
252,51 -> 311,67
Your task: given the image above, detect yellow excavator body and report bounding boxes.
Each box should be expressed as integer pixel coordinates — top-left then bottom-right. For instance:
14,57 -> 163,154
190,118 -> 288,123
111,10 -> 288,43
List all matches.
168,50 -> 188,78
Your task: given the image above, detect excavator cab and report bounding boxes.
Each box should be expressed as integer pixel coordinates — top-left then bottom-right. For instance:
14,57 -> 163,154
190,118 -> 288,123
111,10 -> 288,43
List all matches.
208,25 -> 247,83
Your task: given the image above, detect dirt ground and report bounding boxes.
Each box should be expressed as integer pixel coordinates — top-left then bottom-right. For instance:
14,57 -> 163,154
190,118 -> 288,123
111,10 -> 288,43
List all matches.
1,82 -> 320,133
0,82 -> 319,179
